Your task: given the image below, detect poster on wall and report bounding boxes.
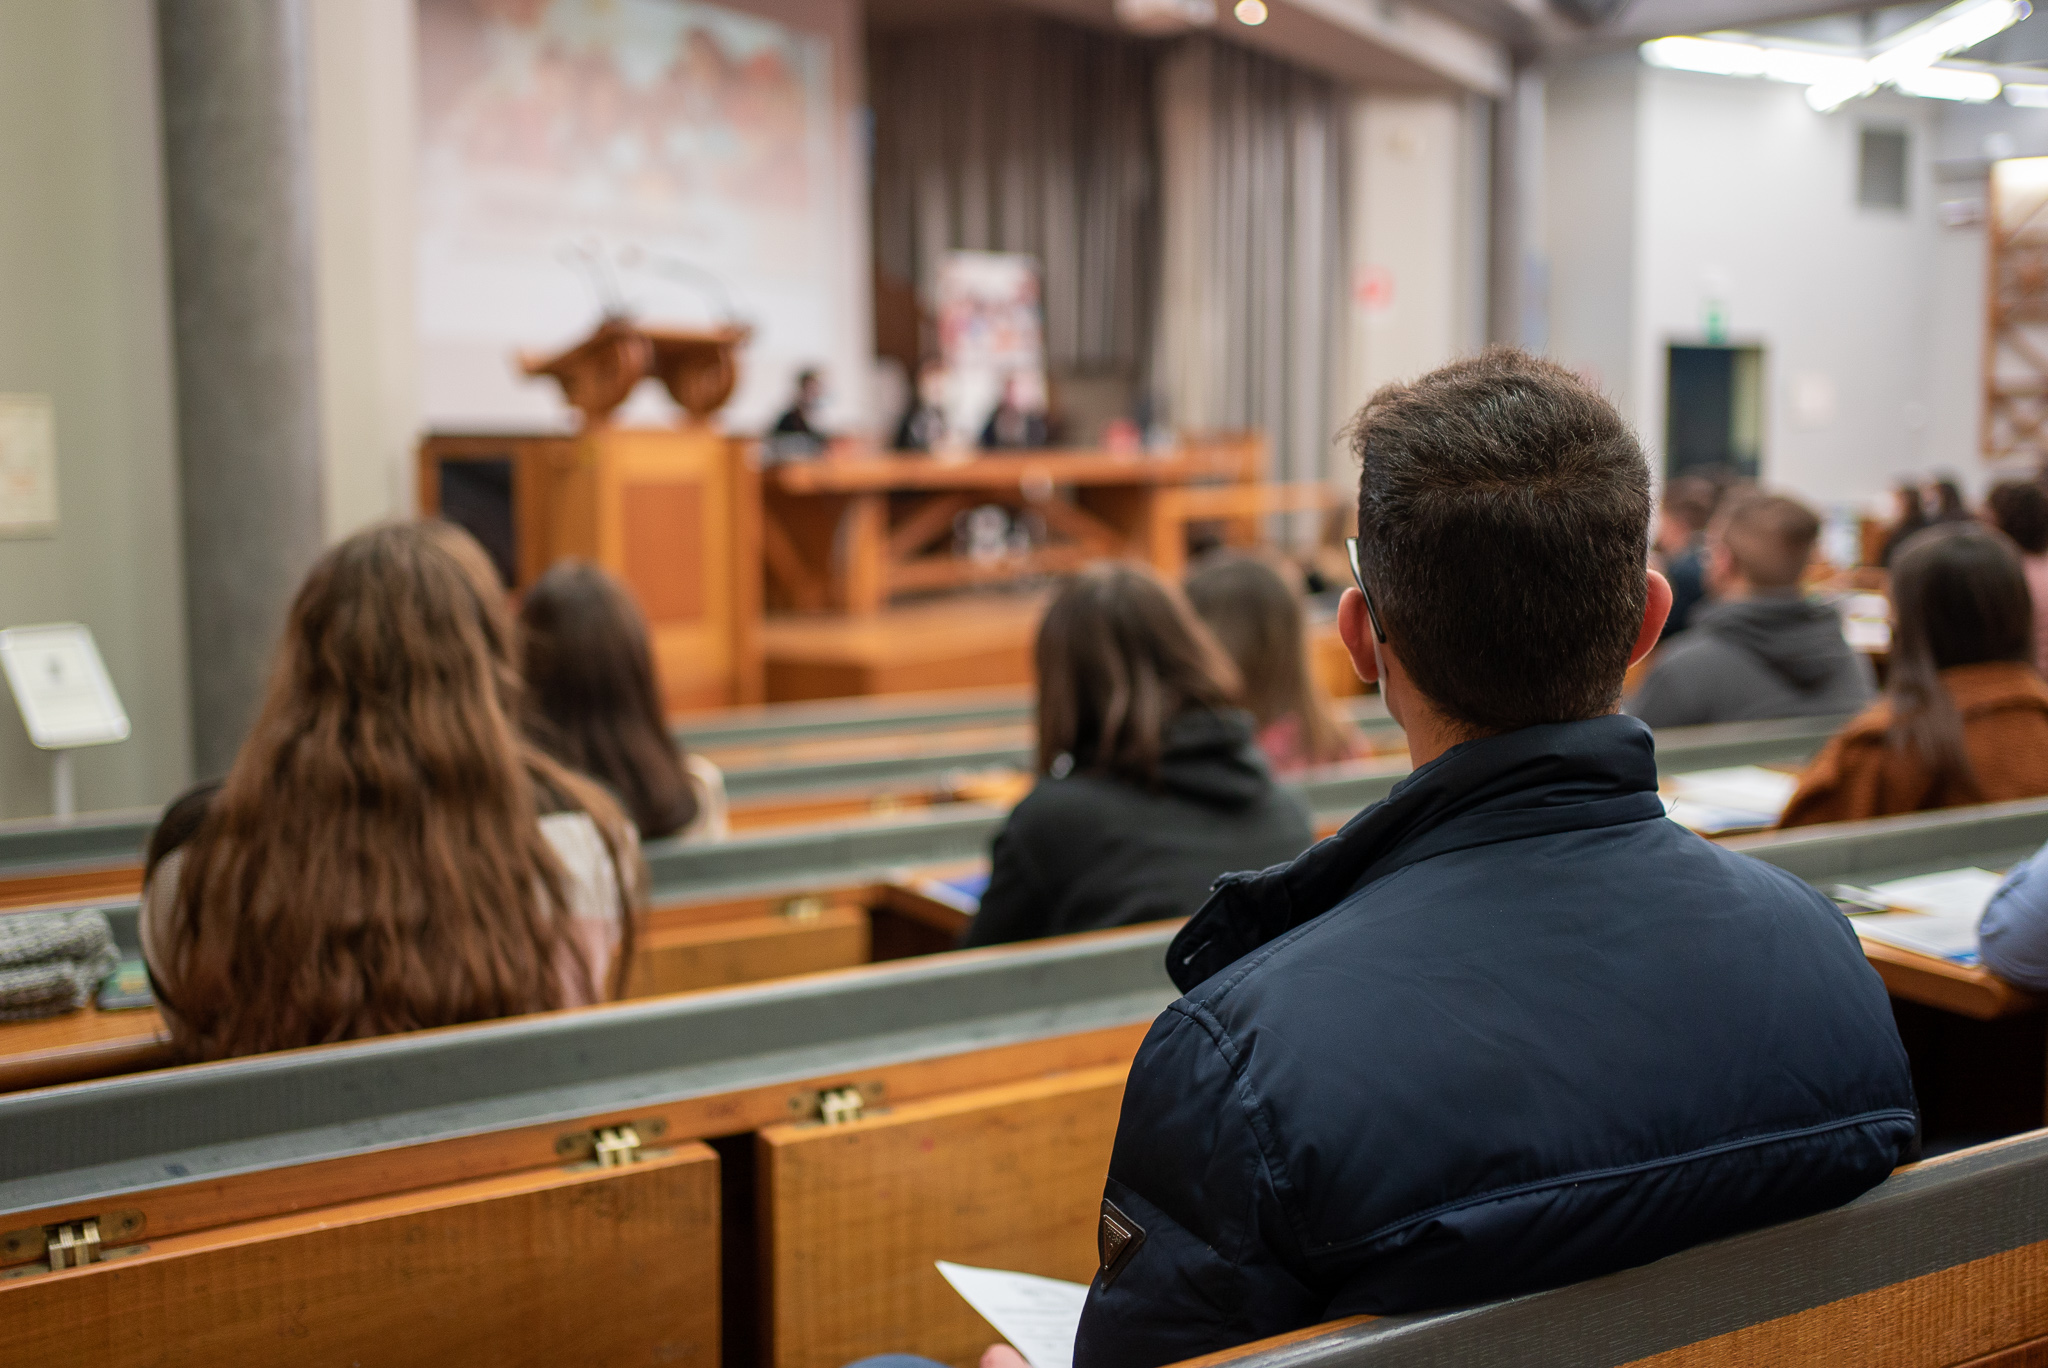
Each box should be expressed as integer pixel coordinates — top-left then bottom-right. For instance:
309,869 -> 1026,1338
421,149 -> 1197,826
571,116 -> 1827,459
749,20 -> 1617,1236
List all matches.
416,0 -> 856,433
936,251 -> 1047,444
0,395 -> 57,537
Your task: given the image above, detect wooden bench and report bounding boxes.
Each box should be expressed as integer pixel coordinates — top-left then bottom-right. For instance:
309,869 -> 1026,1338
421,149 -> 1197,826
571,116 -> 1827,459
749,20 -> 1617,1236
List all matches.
0,924 -> 1176,1365
1172,1128 -> 2048,1368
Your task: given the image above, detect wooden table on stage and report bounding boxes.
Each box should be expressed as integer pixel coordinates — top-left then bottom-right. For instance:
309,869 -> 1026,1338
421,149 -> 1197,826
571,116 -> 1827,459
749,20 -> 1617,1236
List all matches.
761,443 -> 1268,614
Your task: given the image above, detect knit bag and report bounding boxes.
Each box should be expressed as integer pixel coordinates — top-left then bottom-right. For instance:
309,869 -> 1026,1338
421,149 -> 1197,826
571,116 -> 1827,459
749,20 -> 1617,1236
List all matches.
0,909 -> 119,1021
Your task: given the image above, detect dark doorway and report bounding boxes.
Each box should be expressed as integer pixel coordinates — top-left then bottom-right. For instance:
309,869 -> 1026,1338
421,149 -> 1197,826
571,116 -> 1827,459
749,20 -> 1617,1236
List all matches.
1665,344 -> 1764,481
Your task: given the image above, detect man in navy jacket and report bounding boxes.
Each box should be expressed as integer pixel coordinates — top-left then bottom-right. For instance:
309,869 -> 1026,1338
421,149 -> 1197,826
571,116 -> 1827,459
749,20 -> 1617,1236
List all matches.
1070,349 -> 1919,1367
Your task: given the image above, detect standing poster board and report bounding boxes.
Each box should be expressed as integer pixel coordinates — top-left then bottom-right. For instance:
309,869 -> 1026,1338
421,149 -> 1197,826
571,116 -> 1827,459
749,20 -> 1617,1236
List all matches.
0,624 -> 129,749
936,251 -> 1047,445
0,624 -> 128,818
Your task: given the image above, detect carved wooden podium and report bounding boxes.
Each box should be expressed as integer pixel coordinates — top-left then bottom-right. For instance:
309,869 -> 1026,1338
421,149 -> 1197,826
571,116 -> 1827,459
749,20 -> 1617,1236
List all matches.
419,321 -> 763,712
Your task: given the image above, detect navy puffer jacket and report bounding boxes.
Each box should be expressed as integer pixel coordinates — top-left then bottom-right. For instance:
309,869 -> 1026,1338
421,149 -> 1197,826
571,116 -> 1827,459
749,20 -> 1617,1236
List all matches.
1075,714 -> 1919,1367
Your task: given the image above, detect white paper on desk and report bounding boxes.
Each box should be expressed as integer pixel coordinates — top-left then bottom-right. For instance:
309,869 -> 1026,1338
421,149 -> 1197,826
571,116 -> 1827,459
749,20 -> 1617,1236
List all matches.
936,1261 -> 1090,1368
1851,867 -> 2005,964
1666,766 -> 1799,822
1663,797 -> 1774,835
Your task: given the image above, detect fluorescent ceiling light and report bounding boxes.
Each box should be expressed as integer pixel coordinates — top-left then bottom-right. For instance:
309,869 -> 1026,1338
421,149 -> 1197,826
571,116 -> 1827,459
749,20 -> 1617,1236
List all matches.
2008,82 -> 2048,106
1758,49 -> 1868,85
1807,0 -> 2029,110
1641,36 -> 1766,77
1894,66 -> 2003,100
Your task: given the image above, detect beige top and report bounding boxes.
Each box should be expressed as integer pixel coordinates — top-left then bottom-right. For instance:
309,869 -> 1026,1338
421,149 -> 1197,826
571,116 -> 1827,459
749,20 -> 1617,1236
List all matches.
139,810 -> 634,1032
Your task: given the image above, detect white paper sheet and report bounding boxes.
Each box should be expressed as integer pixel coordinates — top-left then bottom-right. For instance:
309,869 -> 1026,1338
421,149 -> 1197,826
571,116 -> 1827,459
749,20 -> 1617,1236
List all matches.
936,1261 -> 1090,1368
1665,766 -> 1799,821
1850,867 -> 2005,964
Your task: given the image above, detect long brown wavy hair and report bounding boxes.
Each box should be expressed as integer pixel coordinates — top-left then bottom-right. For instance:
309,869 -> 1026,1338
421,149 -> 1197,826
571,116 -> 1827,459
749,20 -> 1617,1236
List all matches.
519,561 -> 700,839
1034,562 -> 1242,786
1885,523 -> 2035,802
151,522 -> 640,1061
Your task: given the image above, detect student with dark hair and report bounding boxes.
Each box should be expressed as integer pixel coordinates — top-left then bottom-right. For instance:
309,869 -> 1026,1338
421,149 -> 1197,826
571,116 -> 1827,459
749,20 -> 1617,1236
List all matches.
1069,349 -> 1915,1367
141,523 -> 643,1062
519,561 -> 726,841
1986,478 -> 2048,677
1930,475 -> 1971,524
1626,490 -> 1872,727
960,562 -> 1313,949
1882,482 -> 1930,567
1653,474 -> 1719,638
1780,524 -> 2048,827
1184,553 -> 1362,774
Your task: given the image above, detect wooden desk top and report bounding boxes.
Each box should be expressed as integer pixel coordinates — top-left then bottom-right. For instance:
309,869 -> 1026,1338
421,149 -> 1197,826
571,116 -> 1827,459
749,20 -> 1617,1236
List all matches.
0,1004 -> 172,1093
766,447 -> 1249,494
1856,937 -> 2044,1021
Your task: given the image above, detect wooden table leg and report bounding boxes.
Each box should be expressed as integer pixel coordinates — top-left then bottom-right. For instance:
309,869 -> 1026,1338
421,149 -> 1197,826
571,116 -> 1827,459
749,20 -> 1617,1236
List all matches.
1081,484 -> 1184,581
837,493 -> 888,614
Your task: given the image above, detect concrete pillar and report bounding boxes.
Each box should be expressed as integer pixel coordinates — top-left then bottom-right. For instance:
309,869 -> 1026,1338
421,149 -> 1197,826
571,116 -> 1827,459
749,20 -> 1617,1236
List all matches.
156,0 -> 324,777
1489,64 -> 1549,352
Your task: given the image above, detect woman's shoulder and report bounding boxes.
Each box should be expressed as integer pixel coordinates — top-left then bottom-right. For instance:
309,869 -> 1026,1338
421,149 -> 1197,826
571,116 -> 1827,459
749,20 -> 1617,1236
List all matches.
146,780 -> 222,872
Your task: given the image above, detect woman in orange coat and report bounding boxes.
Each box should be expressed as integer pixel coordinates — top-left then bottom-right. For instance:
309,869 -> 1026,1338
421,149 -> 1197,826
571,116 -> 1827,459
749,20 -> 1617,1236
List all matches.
1780,523 -> 2048,828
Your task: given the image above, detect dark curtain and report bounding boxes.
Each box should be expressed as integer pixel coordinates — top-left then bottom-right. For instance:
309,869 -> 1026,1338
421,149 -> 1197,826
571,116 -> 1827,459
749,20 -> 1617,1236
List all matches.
869,19 -> 1159,381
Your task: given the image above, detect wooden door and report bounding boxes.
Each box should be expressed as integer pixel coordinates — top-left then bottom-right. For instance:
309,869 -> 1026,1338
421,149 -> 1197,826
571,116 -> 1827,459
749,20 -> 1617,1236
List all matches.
0,1144 -> 720,1366
758,1063 -> 1128,1368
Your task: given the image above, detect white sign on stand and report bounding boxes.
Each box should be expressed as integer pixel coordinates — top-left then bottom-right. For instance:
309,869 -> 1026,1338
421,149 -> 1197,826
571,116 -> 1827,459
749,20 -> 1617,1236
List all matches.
0,623 -> 129,818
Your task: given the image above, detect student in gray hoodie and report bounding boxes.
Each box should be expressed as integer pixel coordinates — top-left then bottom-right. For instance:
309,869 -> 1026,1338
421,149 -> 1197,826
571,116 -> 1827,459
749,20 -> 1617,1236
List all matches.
1627,490 -> 1874,728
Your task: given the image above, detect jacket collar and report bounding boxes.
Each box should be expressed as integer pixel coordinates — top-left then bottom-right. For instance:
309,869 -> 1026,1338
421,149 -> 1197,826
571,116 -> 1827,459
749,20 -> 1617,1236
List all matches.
1164,713 -> 1669,992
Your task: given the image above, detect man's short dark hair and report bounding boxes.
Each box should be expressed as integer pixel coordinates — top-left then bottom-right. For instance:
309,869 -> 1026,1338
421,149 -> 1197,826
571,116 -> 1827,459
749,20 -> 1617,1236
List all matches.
1350,347 -> 1650,735
1988,479 -> 2048,555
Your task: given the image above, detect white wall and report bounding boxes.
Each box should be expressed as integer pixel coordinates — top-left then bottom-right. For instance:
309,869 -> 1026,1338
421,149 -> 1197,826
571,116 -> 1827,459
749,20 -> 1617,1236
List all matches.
1634,72 -> 1947,506
0,0 -> 191,819
1338,91 -> 1488,479
1544,53 -> 1639,419
310,0 -> 421,539
1544,57 -> 1990,511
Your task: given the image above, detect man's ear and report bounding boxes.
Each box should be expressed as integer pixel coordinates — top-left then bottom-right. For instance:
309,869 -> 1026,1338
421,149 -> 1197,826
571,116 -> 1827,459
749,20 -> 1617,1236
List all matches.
1630,569 -> 1674,666
1337,587 -> 1381,685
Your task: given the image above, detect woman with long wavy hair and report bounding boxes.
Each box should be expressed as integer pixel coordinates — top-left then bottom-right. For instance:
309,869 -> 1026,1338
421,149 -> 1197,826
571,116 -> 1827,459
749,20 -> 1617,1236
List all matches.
139,522 -> 643,1061
1780,522 -> 2048,827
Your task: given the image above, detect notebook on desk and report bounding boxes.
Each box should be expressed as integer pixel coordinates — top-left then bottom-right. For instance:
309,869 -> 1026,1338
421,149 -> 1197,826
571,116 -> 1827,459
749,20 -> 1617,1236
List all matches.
1839,868 -> 2005,965
915,868 -> 991,915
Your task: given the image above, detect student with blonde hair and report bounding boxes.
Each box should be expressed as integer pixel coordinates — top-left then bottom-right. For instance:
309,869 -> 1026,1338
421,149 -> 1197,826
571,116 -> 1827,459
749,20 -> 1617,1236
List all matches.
140,522 -> 643,1061
1184,553 -> 1362,774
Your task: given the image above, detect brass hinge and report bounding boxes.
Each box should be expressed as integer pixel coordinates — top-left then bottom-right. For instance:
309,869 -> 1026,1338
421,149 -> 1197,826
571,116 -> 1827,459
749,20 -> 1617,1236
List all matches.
554,1118 -> 668,1168
778,895 -> 827,922
788,1081 -> 884,1125
0,1210 -> 145,1278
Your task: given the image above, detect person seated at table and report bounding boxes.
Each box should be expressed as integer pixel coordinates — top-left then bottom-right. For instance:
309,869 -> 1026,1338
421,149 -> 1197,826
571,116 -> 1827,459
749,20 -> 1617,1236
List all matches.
1184,552 -> 1362,774
139,522 -> 644,1062
960,562 -> 1314,948
519,560 -> 728,842
1072,349 -> 1914,1368
979,372 -> 1049,451
767,367 -> 827,458
1985,478 -> 2048,678
1626,490 -> 1873,728
894,359 -> 950,453
1780,523 -> 2048,828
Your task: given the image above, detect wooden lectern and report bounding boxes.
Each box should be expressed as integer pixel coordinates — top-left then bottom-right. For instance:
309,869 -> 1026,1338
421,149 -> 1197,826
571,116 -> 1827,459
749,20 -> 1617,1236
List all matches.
419,321 -> 763,711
